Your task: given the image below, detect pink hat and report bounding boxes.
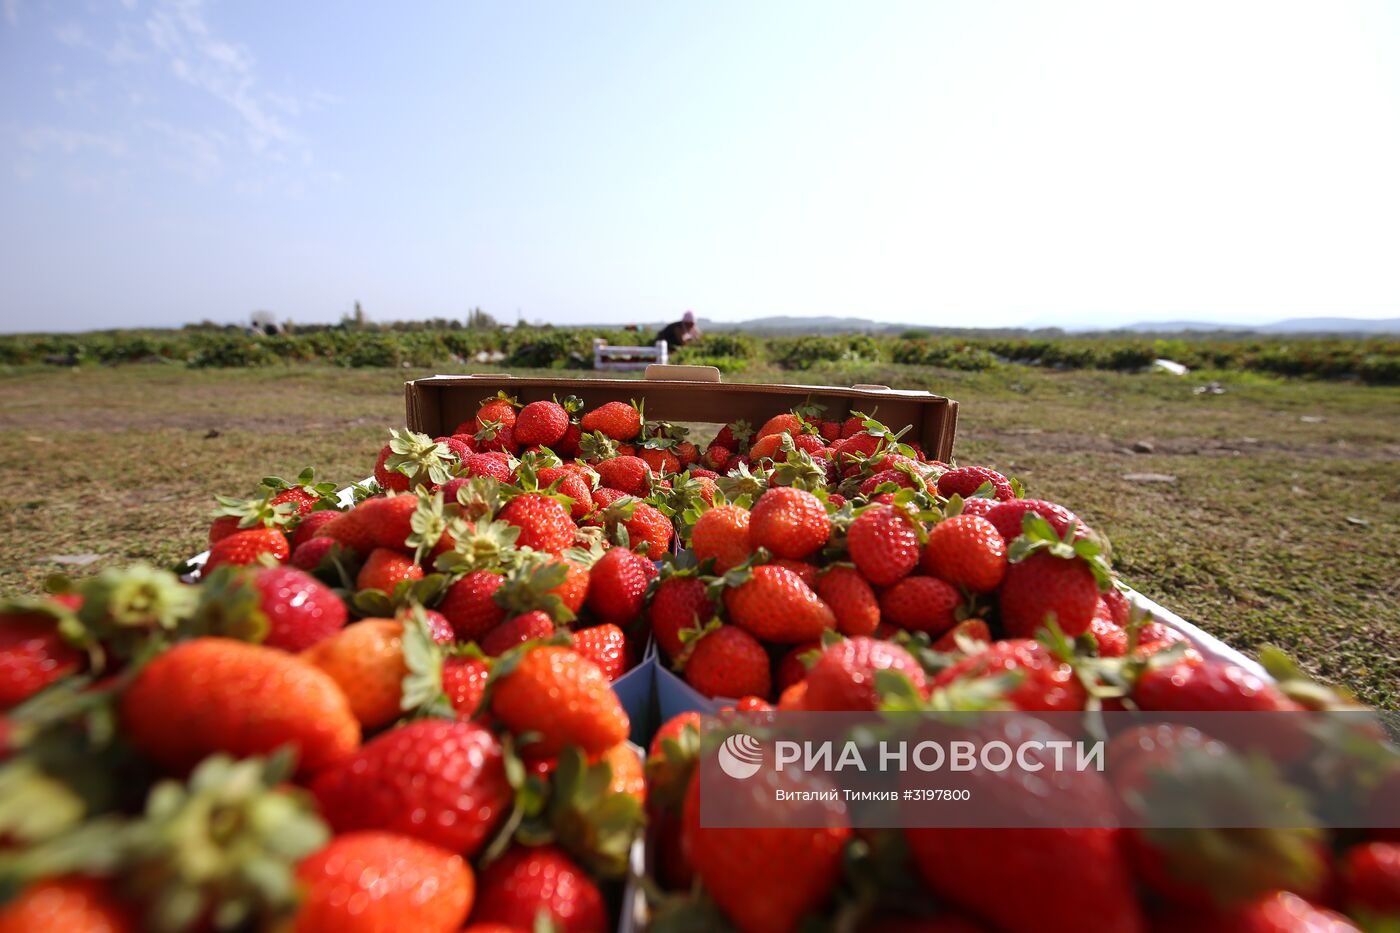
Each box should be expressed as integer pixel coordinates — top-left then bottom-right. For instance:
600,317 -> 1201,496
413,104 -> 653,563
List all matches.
682,310 -> 695,324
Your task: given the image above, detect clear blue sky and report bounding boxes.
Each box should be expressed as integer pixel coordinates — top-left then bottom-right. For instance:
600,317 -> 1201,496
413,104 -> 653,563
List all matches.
3,0 -> 1400,333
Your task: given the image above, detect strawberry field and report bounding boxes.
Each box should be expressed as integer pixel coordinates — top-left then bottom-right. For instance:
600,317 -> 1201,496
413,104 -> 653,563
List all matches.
0,360 -> 1396,930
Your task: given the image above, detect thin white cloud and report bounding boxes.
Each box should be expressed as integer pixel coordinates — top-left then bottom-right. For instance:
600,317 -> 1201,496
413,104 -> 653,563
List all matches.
18,125 -> 128,158
143,0 -> 296,155
144,119 -> 224,179
3,0 -> 18,27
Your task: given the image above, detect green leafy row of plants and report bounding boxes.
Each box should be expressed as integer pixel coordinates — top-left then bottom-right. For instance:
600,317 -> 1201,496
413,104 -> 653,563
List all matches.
2,325 -> 1397,383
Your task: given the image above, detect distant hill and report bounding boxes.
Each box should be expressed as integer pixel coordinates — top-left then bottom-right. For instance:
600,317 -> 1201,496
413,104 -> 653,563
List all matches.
1122,317 -> 1400,335
700,315 -> 905,334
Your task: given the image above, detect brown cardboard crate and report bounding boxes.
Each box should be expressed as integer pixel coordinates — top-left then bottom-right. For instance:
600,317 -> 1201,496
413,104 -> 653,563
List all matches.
404,364 -> 959,461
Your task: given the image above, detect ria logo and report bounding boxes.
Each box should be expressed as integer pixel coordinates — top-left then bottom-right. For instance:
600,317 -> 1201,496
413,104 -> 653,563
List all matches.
717,733 -> 764,780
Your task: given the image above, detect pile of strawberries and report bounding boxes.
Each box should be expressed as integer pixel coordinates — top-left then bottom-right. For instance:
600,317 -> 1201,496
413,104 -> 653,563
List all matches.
0,390 -> 1396,933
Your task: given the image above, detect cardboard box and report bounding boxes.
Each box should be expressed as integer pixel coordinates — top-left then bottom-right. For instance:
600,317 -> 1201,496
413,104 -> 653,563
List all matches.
403,365 -> 960,462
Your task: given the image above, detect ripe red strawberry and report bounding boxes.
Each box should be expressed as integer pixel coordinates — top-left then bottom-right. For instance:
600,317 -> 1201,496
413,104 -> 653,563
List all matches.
0,607 -> 82,709
805,636 -> 927,711
858,468 -> 920,497
295,832 -> 474,933
879,576 -> 961,636
439,570 -> 507,641
960,497 -> 997,518
441,655 -> 490,718
724,564 -> 837,643
999,550 -> 1100,637
703,444 -> 734,471
932,638 -> 1087,711
1152,891 -> 1361,933
470,397 -> 518,432
0,877 -> 136,933
373,443 -> 412,493
585,547 -> 650,626
683,625 -> 771,699
573,623 -> 627,681
713,421 -> 752,451
776,641 -> 820,691
580,400 -> 641,441
474,421 -> 517,454
355,547 -> 424,592
1133,660 -> 1300,713
122,637 -> 360,775
620,501 -> 673,557
1090,615 -> 1129,657
985,497 -> 1080,543
641,446 -> 681,475
321,494 -> 417,556
205,526 -> 289,570
471,845 -> 607,933
290,509 -> 340,550
537,467 -> 593,519
481,611 -> 555,656
459,451 -> 513,482
648,575 -> 715,658
691,505 -> 753,572
750,487 -> 830,560
932,617 -> 992,651
489,646 -> 629,757
1341,842 -> 1400,915
301,618 -> 407,730
1100,585 -> 1132,625
923,514 -> 1007,593
312,718 -> 510,856
595,456 -> 651,495
936,465 -> 1015,501
772,558 -> 819,587
252,565 -> 347,652
498,493 -> 576,554
674,440 -> 699,466
682,770 -> 850,933
515,400 -> 569,446
846,505 -> 921,586
590,486 -> 629,511
555,423 -> 583,458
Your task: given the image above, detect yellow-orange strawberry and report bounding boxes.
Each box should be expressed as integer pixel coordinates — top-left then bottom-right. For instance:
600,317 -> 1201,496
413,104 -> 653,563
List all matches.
355,547 -> 423,592
756,412 -> 804,439
0,877 -> 135,933
489,646 -> 628,757
301,618 -> 407,730
122,638 -> 360,775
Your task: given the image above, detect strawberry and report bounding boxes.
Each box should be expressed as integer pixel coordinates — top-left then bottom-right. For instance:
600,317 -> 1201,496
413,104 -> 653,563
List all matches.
295,832 -> 474,933
441,655 -> 490,718
675,440 -> 700,466
999,550 -> 1100,637
1341,842 -> 1400,915
641,446 -> 681,475
772,558 -> 819,587
204,526 -> 289,570
691,504 -> 753,572
805,636 -> 927,711
931,638 -> 1087,711
0,877 -> 135,933
815,569 -> 878,640
435,434 -> 471,461
321,494 -> 418,556
922,514 -> 1007,593
682,769 -> 850,933
573,623 -> 628,681
459,451 -> 513,482
724,564 -> 837,643
776,641 -> 821,690
438,570 -> 507,641
301,618 -> 408,730
515,400 -> 569,446
489,646 -> 629,757
846,504 -> 921,586
879,576 -> 961,636
703,444 -> 734,471
1090,615 -> 1129,656
474,421 -> 518,454
859,468 -> 920,497
985,497 -> 1080,543
481,611 -> 555,656
595,455 -> 651,495
498,493 -> 576,554
537,467 -> 593,520
713,421 -> 753,451
932,617 -> 992,651
290,509 -> 340,550
585,547 -> 650,627
312,718 -> 511,857
556,423 -> 583,457
936,465 -> 1015,501
1152,891 -> 1361,933
355,547 -> 424,593
373,443 -> 412,492
683,624 -> 771,699
122,637 -> 360,775
959,497 -> 997,518
1134,660 -> 1300,714
747,431 -> 788,462
649,574 -> 715,658
750,486 -> 830,560
580,400 -> 641,441
0,607 -> 82,709
252,565 -> 347,652
471,845 -> 607,933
